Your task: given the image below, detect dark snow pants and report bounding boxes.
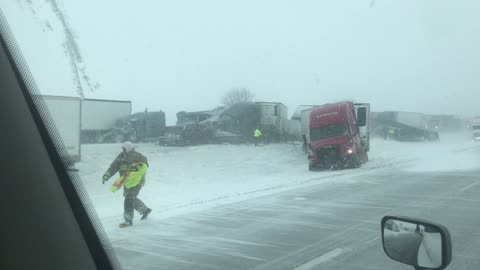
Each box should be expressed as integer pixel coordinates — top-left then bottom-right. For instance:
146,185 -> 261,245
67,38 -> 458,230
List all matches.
123,185 -> 148,222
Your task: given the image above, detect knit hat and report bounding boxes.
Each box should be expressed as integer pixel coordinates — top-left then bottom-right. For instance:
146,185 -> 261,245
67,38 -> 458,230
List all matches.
122,141 -> 134,152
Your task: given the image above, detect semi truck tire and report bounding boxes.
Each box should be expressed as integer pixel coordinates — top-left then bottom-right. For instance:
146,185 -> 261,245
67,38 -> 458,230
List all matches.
351,155 -> 361,168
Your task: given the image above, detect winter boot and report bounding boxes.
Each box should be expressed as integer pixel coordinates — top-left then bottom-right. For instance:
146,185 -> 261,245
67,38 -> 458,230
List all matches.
141,208 -> 152,220
119,221 -> 133,228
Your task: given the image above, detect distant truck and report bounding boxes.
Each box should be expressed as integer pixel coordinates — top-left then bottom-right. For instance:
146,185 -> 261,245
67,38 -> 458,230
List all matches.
307,102 -> 370,170
373,112 -> 439,142
41,95 -> 81,163
472,126 -> 480,142
469,118 -> 480,142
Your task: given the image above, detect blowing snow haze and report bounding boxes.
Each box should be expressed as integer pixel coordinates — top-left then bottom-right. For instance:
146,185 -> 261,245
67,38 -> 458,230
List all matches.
3,0 -> 480,124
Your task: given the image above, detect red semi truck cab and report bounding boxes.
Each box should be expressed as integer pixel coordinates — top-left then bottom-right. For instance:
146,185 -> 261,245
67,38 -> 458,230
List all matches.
308,102 -> 370,170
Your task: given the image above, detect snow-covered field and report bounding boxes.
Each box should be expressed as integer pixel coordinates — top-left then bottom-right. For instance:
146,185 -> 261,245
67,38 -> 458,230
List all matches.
77,135 -> 480,232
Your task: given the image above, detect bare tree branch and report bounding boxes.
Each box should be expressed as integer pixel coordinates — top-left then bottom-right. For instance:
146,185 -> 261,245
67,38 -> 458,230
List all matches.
18,0 -> 100,97
222,88 -> 255,106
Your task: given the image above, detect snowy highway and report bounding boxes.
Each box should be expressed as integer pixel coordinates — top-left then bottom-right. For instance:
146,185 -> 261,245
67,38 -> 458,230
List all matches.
77,136 -> 480,270
4,1 -> 480,269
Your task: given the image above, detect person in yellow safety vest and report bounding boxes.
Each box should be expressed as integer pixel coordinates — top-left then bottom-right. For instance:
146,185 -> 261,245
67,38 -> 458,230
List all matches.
254,128 -> 262,146
102,141 -> 152,228
388,128 -> 396,140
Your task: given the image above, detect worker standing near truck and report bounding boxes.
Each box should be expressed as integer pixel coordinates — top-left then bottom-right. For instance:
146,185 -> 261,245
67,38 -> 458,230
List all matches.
388,127 -> 396,140
254,128 -> 262,146
102,141 -> 152,228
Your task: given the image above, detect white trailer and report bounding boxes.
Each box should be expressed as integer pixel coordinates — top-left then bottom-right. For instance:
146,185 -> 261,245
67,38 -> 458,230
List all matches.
256,102 -> 288,134
354,103 -> 371,152
299,107 -> 319,152
41,95 -> 81,162
300,108 -> 315,144
81,98 -> 132,131
292,105 -> 319,121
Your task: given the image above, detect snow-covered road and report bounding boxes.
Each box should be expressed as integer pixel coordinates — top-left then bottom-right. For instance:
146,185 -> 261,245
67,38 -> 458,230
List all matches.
76,135 -> 480,269
78,136 -> 480,224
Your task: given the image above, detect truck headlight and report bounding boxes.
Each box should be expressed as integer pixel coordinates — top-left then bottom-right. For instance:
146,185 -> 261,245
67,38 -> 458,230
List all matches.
346,148 -> 353,154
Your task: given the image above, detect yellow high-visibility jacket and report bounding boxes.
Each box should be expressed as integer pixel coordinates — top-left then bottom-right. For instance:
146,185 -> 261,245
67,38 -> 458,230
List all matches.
111,162 -> 148,192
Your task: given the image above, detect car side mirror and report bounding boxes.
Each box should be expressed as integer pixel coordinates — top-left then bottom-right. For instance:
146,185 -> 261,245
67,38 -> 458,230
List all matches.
381,216 -> 452,270
356,107 -> 367,127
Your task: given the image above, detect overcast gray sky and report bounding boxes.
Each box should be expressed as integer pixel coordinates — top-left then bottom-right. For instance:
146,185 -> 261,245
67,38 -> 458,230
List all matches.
4,0 -> 480,124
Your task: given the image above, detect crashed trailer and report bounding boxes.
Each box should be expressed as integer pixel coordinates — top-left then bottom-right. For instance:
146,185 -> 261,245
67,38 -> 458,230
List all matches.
80,98 -> 132,143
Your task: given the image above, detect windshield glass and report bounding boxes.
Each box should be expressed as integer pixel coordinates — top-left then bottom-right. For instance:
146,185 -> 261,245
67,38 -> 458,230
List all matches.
3,1 -> 480,270
310,123 -> 349,141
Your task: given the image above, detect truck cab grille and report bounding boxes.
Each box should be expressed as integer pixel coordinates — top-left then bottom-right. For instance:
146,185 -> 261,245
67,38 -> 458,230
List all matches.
317,146 -> 340,160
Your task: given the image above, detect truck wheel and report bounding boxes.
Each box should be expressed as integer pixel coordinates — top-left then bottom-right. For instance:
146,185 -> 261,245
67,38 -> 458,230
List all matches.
351,156 -> 361,169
